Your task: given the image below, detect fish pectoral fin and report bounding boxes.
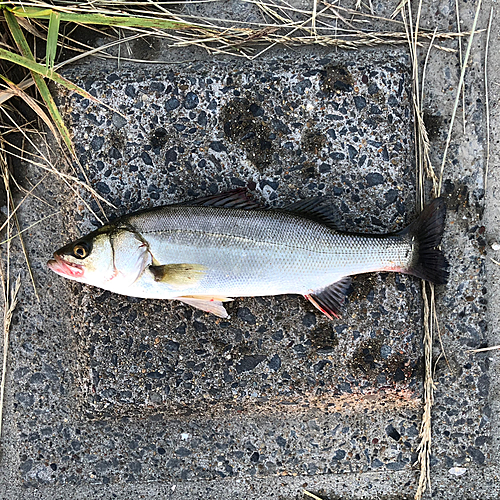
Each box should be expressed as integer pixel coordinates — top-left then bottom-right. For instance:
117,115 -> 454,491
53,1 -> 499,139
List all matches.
175,295 -> 233,318
305,277 -> 352,320
149,263 -> 207,288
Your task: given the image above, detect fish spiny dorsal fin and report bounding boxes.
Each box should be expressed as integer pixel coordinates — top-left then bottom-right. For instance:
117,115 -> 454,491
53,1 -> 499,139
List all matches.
282,197 -> 343,230
181,188 -> 261,210
305,276 -> 352,319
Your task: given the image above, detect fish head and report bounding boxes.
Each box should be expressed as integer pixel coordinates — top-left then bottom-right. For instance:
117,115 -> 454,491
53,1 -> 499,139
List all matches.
47,226 -> 151,290
48,229 -> 115,285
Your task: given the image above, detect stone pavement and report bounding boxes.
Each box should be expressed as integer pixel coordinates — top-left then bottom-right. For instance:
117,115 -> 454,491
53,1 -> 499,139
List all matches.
1,0 -> 500,498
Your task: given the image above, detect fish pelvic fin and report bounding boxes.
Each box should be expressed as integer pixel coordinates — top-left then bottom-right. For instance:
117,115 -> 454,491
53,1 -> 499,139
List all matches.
175,295 -> 233,318
305,277 -> 352,320
149,263 -> 207,289
400,197 -> 448,284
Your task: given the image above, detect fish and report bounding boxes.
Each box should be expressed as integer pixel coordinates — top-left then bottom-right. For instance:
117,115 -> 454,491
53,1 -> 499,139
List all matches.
47,189 -> 448,319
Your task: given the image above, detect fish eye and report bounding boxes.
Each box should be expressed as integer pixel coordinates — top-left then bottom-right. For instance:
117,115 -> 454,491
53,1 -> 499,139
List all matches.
73,243 -> 89,259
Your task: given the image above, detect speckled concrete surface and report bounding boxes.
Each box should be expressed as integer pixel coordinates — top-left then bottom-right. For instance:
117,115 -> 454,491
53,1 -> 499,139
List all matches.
13,52 -> 427,485
0,0 -> 499,498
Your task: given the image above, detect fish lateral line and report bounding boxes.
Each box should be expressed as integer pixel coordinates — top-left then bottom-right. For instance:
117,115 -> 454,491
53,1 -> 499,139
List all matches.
47,192 -> 448,320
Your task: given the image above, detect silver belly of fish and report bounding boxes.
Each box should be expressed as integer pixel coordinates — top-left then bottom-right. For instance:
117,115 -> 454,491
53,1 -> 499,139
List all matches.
48,191 -> 447,319
127,209 -> 407,298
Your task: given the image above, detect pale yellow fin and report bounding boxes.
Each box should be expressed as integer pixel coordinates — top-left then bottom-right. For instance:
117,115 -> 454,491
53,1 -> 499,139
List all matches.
181,294 -> 233,302
149,263 -> 207,289
175,296 -> 233,318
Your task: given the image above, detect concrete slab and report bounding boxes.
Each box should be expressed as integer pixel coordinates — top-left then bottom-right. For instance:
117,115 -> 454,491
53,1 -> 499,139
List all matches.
9,51 -> 430,486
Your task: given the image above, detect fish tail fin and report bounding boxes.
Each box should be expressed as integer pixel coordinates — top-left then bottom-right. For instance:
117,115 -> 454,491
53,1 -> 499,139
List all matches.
400,197 -> 448,285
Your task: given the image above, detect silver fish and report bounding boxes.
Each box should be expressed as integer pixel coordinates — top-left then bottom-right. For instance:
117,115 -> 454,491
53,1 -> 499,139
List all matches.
47,190 -> 447,319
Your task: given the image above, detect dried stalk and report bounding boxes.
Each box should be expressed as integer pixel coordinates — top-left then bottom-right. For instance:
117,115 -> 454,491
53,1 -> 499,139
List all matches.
438,0 -> 482,194
0,158 -> 21,446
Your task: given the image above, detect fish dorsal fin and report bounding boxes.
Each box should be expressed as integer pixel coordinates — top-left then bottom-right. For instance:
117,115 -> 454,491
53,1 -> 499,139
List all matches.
175,296 -> 233,318
282,197 -> 342,229
181,188 -> 261,210
305,277 -> 352,319
149,263 -> 207,289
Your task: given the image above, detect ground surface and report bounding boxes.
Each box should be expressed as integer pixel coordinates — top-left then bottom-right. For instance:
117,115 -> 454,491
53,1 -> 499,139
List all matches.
1,0 -> 500,498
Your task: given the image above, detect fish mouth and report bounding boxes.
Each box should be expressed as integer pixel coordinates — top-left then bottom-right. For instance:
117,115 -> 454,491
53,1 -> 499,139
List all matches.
47,253 -> 84,279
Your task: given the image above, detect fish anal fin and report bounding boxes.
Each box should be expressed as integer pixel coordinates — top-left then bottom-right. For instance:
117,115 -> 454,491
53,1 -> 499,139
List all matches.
176,296 -> 233,318
149,263 -> 207,289
305,277 -> 352,319
182,188 -> 261,210
304,294 -> 337,320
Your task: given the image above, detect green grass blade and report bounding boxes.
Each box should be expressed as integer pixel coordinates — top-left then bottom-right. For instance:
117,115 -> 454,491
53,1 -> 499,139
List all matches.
0,46 -> 97,98
46,10 -> 60,70
4,9 -> 33,56
0,47 -> 97,99
6,6 -> 192,30
4,11 -> 74,155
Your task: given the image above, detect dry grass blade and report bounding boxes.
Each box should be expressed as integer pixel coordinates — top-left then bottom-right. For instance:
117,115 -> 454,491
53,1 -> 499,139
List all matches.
455,0 -> 466,134
0,154 -> 21,445
303,491 -> 324,500
311,0 -> 318,37
0,174 -> 51,235
9,213 -> 36,299
0,210 -> 62,246
0,76 -> 61,146
0,133 -> 39,299
15,15 -> 46,39
419,28 -> 439,196
433,297 -> 451,372
0,273 -> 20,444
484,6 -> 493,190
0,144 -> 106,224
438,0 -> 482,194
392,0 -> 409,19
0,78 -> 35,106
6,191 -> 39,300
415,283 -> 435,499
469,345 -> 500,353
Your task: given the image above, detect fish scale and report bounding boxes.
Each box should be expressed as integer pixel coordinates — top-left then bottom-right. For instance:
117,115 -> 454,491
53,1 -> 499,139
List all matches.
48,191 -> 447,319
123,206 -> 411,298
